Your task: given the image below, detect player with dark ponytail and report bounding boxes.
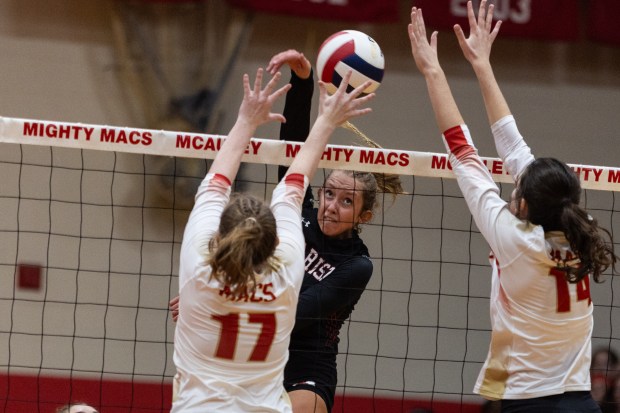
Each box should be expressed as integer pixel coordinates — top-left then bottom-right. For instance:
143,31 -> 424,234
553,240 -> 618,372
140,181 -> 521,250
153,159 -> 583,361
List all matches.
515,157 -> 615,283
409,1 -> 617,411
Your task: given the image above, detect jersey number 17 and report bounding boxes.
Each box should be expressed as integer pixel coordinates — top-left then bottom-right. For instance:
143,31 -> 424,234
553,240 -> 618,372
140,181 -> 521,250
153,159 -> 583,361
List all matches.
212,312 -> 276,362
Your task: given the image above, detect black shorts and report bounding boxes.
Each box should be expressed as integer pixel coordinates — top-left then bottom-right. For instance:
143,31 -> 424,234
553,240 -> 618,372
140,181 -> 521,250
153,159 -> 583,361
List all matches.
284,350 -> 337,412
501,391 -> 602,413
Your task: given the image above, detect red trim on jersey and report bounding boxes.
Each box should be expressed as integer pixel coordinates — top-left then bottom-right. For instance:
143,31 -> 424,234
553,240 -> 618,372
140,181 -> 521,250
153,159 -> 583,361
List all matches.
285,173 -> 305,189
213,173 -> 231,186
322,38 -> 355,84
443,125 -> 475,160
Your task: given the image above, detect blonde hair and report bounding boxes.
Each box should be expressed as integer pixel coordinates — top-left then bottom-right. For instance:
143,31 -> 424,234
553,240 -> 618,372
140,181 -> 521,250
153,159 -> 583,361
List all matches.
207,193 -> 280,296
341,120 -> 405,202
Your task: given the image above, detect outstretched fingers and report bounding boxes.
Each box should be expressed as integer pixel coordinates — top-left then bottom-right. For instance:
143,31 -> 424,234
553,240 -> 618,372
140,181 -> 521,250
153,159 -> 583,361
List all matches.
454,0 -> 501,64
263,71 -> 291,123
239,68 -> 291,126
409,7 -> 441,75
252,67 -> 265,95
476,0 -> 486,30
319,71 -> 375,125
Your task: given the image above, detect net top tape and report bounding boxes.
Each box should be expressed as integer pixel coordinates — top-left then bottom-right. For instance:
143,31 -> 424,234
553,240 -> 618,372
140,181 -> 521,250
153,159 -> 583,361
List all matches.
2,116 -> 619,192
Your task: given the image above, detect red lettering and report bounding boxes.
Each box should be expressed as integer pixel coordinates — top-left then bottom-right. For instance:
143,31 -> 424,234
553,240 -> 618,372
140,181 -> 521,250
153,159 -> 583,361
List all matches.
343,148 -> 354,162
203,137 -> 217,151
142,131 -> 152,146
127,131 -> 140,145
212,312 -> 277,362
247,313 -> 276,361
58,125 -> 71,139
491,160 -> 503,175
549,268 -> 571,312
249,287 -> 263,303
116,131 -> 128,144
45,124 -> 58,138
286,143 -> 301,158
609,170 -> 620,184
262,283 -> 276,302
548,248 -> 592,312
235,291 -> 249,302
249,140 -> 261,155
431,155 -> 452,170
359,149 -> 374,164
398,153 -> 409,167
212,313 -> 239,359
100,128 -> 115,143
193,136 -> 206,150
176,135 -> 191,149
577,276 -> 592,306
219,285 -> 233,298
23,122 -> 40,136
373,151 -> 386,165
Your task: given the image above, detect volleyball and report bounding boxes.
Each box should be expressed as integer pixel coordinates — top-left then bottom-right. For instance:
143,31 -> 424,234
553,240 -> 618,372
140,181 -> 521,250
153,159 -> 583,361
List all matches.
316,30 -> 384,95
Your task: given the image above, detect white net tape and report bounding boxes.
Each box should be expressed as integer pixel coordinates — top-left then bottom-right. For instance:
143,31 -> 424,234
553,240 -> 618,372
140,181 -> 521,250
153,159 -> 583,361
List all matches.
1,115 -> 619,191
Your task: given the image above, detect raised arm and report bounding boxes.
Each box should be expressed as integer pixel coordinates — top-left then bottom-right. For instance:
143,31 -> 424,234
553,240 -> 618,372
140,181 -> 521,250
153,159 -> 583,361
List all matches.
409,6 -> 508,255
408,8 -> 464,132
454,0 -> 533,179
208,68 -> 291,182
285,71 -> 374,182
268,50 -> 315,182
454,0 -> 507,126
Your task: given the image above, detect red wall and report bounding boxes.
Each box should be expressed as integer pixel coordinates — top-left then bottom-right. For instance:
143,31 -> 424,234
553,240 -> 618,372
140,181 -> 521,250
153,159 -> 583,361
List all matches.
1,374 -> 482,413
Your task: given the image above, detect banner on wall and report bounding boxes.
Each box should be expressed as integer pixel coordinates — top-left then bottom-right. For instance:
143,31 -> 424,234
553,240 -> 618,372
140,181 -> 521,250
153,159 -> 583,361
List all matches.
129,0 -> 205,2
226,0 -> 399,23
587,0 -> 620,45
412,0 -> 580,41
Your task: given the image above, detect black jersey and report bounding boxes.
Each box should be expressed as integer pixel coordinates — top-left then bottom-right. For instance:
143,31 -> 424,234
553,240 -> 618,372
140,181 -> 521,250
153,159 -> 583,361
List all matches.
279,71 -> 373,364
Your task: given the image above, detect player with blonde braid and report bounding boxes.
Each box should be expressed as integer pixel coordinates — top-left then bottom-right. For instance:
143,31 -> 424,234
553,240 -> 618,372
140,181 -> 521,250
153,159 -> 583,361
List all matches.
171,67 -> 374,413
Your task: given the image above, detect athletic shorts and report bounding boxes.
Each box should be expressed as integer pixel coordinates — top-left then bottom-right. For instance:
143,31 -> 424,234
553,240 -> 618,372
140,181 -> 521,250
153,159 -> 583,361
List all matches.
284,350 -> 337,412
501,391 -> 602,413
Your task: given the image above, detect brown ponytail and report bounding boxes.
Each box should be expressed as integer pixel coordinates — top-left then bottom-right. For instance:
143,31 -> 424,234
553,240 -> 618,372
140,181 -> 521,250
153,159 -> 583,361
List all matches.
517,157 -> 617,283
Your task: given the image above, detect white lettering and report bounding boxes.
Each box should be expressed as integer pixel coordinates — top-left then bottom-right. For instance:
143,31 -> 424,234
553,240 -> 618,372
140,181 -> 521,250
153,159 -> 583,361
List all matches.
451,0 -> 531,24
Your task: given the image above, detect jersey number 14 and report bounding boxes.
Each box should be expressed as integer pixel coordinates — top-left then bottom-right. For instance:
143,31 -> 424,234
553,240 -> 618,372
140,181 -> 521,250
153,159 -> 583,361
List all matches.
548,268 -> 591,313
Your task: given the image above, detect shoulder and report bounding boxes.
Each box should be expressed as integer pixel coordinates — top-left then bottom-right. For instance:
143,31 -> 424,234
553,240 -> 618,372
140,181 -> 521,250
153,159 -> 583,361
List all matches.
494,214 -> 548,265
356,255 -> 373,276
343,255 -> 373,279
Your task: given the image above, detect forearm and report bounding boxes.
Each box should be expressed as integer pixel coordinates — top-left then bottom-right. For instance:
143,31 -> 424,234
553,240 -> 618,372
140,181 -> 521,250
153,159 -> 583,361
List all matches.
278,71 -> 314,181
471,61 -> 511,126
423,67 -> 464,132
287,116 -> 335,180
491,115 -> 534,179
281,71 -> 314,143
208,119 -> 254,181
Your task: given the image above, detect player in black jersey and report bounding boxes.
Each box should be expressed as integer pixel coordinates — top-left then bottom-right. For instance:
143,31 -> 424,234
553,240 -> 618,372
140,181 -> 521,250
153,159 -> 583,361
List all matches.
267,50 -> 402,413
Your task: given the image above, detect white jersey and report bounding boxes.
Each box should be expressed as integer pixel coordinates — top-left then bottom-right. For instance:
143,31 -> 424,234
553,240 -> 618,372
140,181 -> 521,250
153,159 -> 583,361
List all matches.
441,116 -> 593,400
172,172 -> 307,413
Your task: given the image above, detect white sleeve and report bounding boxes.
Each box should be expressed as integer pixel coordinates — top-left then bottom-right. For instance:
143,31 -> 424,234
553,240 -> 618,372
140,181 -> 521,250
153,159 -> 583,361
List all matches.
442,125 -> 527,261
270,174 -> 307,282
179,173 -> 231,289
491,115 -> 535,182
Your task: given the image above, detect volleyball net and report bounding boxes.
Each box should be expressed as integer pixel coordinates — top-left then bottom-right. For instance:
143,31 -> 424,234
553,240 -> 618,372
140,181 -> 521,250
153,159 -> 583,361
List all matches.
1,116 -> 619,413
